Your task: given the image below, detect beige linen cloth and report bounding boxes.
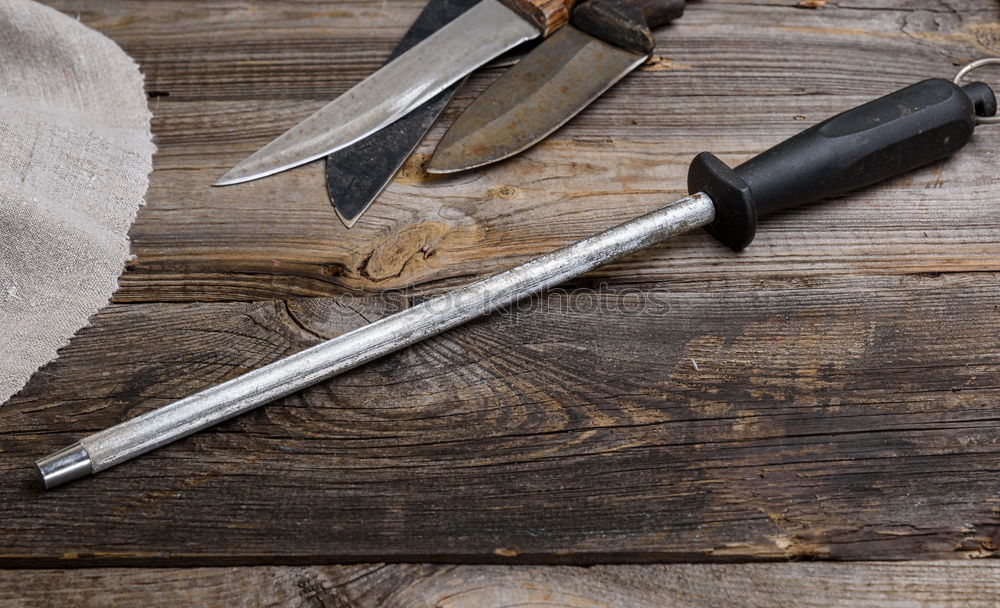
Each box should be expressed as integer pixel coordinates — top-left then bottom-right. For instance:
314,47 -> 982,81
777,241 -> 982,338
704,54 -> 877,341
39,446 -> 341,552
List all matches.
0,0 -> 154,404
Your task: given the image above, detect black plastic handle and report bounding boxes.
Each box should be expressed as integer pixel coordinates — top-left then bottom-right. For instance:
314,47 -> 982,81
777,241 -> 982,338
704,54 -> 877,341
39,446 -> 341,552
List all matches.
689,78 -> 998,251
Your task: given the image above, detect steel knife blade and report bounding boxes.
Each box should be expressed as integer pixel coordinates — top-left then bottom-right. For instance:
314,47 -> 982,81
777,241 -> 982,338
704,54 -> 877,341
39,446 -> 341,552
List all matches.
325,0 -> 480,228
326,0 -> 476,228
215,0 -> 575,187
427,0 -> 684,174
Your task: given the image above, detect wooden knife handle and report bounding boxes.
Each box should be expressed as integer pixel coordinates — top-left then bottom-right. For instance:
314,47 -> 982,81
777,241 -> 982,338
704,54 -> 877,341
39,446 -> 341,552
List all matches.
499,0 -> 576,36
628,0 -> 685,28
572,0 -> 684,54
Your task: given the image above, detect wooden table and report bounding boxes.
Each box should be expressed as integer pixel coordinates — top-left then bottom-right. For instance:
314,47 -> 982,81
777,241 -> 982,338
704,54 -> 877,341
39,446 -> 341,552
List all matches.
3,0 -> 1000,605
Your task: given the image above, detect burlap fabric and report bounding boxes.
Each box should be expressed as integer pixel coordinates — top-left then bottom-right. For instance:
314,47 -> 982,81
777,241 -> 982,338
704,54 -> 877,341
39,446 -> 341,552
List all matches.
0,0 -> 154,404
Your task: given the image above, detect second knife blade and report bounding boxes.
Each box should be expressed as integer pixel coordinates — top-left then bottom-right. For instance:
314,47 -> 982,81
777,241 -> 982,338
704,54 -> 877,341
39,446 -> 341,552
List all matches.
326,0 -> 480,227
428,0 -> 684,174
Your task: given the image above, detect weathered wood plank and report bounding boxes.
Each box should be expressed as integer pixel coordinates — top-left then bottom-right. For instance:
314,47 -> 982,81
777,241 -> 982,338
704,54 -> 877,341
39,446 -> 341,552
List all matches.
3,273 -> 1000,565
46,0 -> 1000,301
5,562 -> 1000,608
129,135 -> 1000,302
2,0 -> 998,569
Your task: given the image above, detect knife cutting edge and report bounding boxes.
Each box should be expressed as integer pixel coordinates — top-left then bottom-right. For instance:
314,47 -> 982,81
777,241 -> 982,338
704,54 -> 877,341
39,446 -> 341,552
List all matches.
215,0 -> 576,187
428,0 -> 685,174
37,66 -> 998,488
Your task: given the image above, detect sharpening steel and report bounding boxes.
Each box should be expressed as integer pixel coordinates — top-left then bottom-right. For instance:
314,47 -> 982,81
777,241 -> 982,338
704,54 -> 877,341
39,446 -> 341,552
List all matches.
37,76 -> 997,488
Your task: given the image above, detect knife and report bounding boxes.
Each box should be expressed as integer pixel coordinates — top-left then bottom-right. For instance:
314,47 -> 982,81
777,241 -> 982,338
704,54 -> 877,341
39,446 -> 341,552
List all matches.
427,0 -> 684,174
326,0 -> 479,228
215,0 -> 576,187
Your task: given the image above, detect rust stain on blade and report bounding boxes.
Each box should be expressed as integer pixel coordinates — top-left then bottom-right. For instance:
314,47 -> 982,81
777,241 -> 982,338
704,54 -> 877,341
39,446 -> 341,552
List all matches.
427,26 -> 646,174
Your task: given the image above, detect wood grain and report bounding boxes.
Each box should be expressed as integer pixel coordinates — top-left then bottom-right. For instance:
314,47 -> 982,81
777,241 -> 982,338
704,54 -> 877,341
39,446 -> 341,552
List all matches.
5,562 -> 1000,608
2,0 -> 1000,570
4,272 -> 1000,565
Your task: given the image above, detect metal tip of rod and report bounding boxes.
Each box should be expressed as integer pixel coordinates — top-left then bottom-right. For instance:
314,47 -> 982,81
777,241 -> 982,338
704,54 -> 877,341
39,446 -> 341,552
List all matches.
35,443 -> 93,490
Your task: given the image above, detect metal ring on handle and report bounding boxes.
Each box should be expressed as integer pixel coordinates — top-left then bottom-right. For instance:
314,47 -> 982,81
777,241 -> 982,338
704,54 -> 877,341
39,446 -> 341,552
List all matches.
954,58 -> 1000,124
